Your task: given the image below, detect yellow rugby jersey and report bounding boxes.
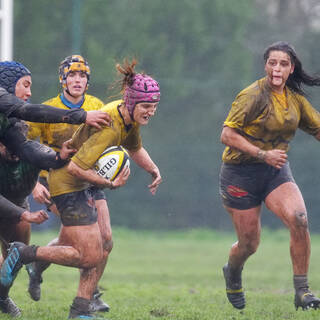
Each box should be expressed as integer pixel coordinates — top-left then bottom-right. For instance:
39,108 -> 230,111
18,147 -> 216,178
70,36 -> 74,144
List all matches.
27,94 -> 104,178
48,100 -> 142,196
222,77 -> 320,164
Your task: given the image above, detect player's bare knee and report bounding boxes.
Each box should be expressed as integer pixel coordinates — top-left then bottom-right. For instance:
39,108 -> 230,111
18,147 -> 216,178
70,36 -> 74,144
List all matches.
103,239 -> 113,253
293,211 -> 308,229
100,227 -> 112,243
245,242 -> 259,255
72,256 -> 82,266
238,238 -> 259,256
80,252 -> 103,268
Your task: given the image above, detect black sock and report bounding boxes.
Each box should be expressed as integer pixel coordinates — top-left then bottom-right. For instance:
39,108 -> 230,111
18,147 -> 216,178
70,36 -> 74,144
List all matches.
21,245 -> 39,264
228,263 -> 243,278
0,284 -> 9,300
33,260 -> 51,275
294,275 -> 308,293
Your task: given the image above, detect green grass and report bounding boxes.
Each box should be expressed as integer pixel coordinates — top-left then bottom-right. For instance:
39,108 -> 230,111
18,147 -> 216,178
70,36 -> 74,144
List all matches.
4,227 -> 320,319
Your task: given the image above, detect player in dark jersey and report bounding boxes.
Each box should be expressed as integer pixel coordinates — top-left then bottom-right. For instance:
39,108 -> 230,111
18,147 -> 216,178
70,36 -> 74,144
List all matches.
0,137 -> 76,317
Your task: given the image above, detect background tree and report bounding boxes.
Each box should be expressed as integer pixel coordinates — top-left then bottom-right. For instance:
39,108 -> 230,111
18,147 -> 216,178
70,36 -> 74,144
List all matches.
12,0 -> 320,231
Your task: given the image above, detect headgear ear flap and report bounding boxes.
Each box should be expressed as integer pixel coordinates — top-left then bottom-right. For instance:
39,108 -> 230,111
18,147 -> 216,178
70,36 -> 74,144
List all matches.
0,61 -> 31,94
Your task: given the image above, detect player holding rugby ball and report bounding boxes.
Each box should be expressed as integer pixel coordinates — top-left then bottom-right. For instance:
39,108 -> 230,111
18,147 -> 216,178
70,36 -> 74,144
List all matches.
27,55 -> 110,313
1,59 -> 162,319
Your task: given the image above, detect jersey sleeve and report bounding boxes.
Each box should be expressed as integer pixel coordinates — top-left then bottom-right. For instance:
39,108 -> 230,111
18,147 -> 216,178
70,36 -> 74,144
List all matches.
224,91 -> 258,130
0,194 -> 24,221
71,127 -> 119,170
12,104 -> 87,124
0,88 -> 25,116
0,89 -> 85,124
0,114 -> 10,138
2,123 -> 66,170
298,95 -> 320,136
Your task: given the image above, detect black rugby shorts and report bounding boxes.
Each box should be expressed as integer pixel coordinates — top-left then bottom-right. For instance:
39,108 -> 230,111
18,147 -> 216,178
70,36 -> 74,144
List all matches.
52,189 -> 99,226
219,161 -> 295,210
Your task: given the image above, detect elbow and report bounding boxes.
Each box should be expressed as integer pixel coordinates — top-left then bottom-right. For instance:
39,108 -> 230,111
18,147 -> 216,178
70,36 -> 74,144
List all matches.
128,147 -> 141,159
220,132 -> 227,145
67,161 -> 78,176
221,126 -> 237,146
220,127 -> 230,145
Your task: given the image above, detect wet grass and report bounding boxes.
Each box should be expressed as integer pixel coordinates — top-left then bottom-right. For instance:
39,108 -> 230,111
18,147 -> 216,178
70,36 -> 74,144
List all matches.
4,227 -> 320,319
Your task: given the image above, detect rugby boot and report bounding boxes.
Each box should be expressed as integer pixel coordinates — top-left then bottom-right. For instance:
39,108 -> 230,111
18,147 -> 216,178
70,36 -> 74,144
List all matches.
223,263 -> 245,309
69,297 -> 107,319
91,290 -> 110,312
295,288 -> 320,310
69,314 -> 107,319
26,263 -> 43,301
0,242 -> 38,288
69,315 -> 106,319
0,297 -> 21,317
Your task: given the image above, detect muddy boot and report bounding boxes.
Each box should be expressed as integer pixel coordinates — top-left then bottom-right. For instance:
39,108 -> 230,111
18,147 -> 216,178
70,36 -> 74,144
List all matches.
0,297 -> 21,317
294,275 -> 320,310
223,263 -> 245,309
91,289 -> 110,312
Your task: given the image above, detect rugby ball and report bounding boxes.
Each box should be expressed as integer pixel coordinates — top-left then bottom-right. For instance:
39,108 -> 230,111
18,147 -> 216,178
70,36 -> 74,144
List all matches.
94,146 -> 130,181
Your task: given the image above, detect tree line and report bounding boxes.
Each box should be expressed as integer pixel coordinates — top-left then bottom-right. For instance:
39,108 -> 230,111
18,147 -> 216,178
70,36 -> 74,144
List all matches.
13,0 -> 320,231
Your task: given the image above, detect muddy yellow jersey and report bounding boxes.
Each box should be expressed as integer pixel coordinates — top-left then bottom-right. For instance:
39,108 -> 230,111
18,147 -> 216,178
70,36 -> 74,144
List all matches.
27,94 -> 104,178
48,100 -> 142,196
222,77 -> 320,164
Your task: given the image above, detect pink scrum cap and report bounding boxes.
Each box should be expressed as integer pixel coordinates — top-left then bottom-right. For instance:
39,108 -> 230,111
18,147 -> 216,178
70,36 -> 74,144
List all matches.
124,73 -> 160,118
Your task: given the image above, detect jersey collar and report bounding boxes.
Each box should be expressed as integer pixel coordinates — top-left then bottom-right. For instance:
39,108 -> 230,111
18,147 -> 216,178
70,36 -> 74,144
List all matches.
60,93 -> 85,109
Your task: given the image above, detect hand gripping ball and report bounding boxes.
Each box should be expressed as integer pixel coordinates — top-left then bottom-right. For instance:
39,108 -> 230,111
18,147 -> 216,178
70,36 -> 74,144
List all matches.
94,146 -> 130,181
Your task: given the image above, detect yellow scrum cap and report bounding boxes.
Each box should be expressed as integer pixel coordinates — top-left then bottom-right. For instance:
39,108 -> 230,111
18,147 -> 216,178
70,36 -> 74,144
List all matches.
59,55 -> 90,90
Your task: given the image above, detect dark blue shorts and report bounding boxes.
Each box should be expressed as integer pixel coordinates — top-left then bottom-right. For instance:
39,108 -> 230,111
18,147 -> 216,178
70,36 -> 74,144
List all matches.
52,189 -> 100,226
219,161 -> 295,210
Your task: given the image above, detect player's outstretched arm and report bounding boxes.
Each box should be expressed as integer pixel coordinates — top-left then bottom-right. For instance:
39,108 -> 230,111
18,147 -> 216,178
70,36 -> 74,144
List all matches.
1,125 -> 77,170
0,194 -> 47,225
129,147 -> 162,195
0,88 -> 111,127
0,194 -> 48,223
12,104 -> 112,127
21,210 -> 49,224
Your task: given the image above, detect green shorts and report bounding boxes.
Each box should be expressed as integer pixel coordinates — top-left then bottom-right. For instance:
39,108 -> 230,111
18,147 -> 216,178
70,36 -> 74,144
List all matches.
52,189 -> 99,226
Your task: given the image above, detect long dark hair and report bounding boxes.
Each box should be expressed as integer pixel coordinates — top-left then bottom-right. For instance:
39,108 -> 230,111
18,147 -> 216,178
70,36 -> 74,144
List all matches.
263,41 -> 320,96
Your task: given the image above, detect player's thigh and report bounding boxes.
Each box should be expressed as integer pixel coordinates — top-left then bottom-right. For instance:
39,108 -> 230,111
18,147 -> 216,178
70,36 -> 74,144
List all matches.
265,182 -> 307,228
225,205 -> 262,243
58,223 -> 103,265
